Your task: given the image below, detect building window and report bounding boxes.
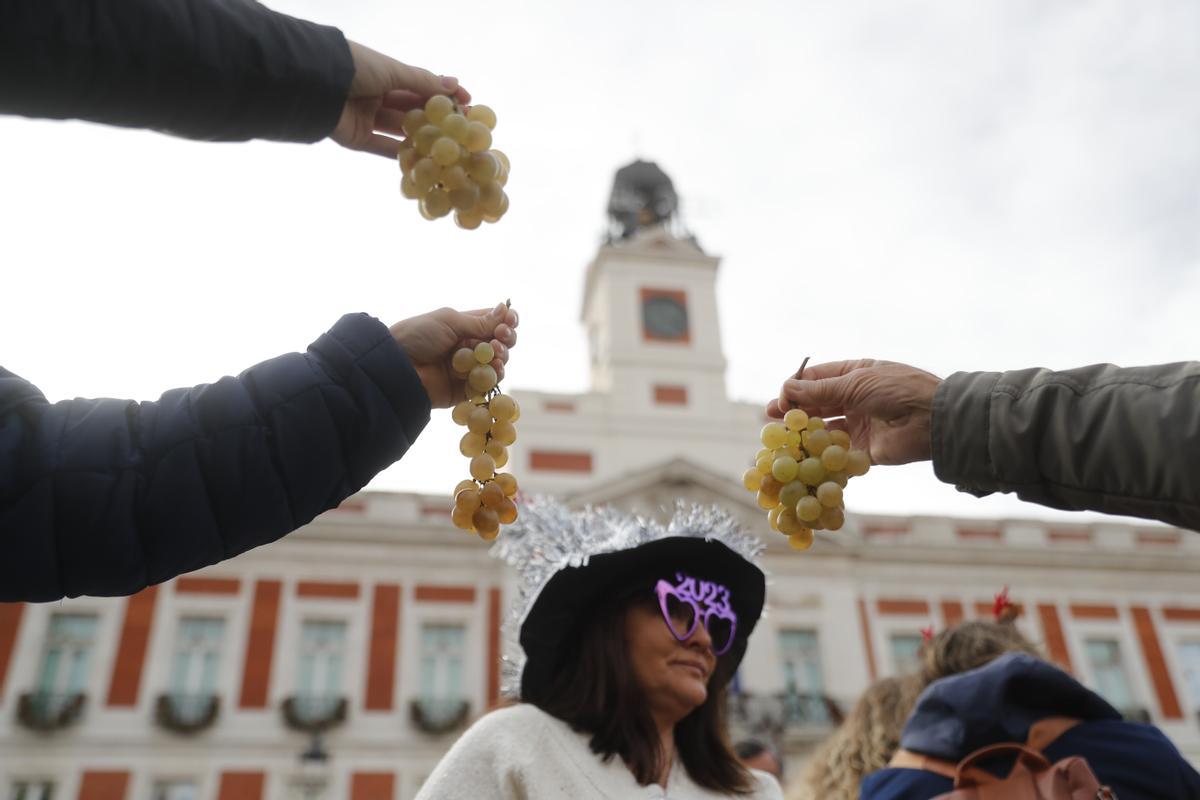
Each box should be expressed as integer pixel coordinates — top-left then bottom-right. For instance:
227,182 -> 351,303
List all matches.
169,618 -> 224,702
1084,638 -> 1135,711
151,781 -> 197,800
640,288 -> 690,343
779,629 -> 827,723
889,633 -> 923,675
8,782 -> 55,800
287,780 -> 328,800
1177,641 -> 1200,714
419,624 -> 466,711
296,621 -> 347,716
37,614 -> 97,700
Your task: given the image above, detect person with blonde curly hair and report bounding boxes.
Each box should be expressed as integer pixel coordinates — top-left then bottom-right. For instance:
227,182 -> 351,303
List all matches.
786,673 -> 924,800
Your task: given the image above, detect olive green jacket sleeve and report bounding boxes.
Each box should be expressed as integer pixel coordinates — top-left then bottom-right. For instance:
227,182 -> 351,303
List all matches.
931,362 -> 1200,531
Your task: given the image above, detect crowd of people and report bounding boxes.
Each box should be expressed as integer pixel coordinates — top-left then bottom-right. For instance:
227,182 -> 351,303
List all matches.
3,0 -> 1199,798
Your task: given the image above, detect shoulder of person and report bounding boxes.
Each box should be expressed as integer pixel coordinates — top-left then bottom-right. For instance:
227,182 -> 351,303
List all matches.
746,768 -> 786,800
460,703 -> 559,746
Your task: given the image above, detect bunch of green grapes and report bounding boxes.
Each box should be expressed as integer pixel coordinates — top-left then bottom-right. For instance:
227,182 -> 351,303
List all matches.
397,95 -> 510,228
743,408 -> 870,551
448,341 -> 521,540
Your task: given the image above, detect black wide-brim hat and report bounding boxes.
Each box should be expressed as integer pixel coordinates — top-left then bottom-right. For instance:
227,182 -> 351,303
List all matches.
518,535 -> 766,701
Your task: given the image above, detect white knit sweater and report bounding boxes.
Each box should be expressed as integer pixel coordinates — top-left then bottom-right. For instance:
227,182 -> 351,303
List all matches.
415,704 -> 785,799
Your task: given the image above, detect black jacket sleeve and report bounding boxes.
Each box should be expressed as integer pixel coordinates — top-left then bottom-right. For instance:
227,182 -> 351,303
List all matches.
0,0 -> 354,142
931,362 -> 1200,531
0,313 -> 430,602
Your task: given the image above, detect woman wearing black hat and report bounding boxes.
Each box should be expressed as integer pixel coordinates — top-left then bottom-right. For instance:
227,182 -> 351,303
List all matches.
416,503 -> 784,799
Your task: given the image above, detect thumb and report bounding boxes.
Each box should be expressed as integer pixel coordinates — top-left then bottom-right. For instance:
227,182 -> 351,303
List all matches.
385,58 -> 459,97
442,305 -> 504,342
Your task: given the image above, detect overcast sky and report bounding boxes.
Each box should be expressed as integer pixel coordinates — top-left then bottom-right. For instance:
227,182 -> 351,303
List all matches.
1,0 -> 1196,526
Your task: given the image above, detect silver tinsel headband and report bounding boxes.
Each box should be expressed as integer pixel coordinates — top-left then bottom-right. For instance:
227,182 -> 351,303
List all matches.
489,498 -> 767,698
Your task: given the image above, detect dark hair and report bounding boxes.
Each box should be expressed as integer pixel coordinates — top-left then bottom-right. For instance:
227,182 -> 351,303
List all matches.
921,619 -> 1041,684
526,576 -> 755,793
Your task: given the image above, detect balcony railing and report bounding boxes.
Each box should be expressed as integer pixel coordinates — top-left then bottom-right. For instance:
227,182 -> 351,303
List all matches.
729,690 -> 843,740
410,697 -> 470,735
155,693 -> 220,734
16,691 -> 86,732
281,695 -> 348,734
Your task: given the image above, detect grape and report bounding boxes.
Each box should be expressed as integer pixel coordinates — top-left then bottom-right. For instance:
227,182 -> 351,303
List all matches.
767,505 -> 783,531
757,491 -> 778,510
490,420 -> 517,446
468,364 -> 498,394
451,347 -> 477,375
473,507 -> 500,539
846,449 -> 871,477
820,444 -> 847,471
495,473 -> 518,497
396,96 -> 510,227
455,487 -> 481,513
480,482 -> 506,510
451,505 -> 476,532
778,480 -> 806,509
771,455 -> 799,483
464,121 -> 492,152
460,432 -> 487,457
761,422 -> 788,450
467,405 -> 493,435
490,394 -> 517,422
470,454 -> 495,482
453,479 -> 476,497
441,112 -> 469,143
818,507 -> 845,531
425,94 -> 454,124
806,417 -> 826,432
788,529 -> 815,551
467,105 -> 497,129
474,342 -> 495,363
826,470 -> 849,488
760,474 -> 783,498
755,454 -> 773,475
816,481 -> 843,508
830,429 -> 852,449
796,495 -> 822,522
492,447 -> 509,469
806,428 -> 832,456
797,457 -> 826,486
778,507 -> 803,536
743,468 -> 763,492
784,408 -> 809,431
496,498 -> 518,525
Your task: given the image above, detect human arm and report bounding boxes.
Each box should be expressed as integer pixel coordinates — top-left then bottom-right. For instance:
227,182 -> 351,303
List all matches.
0,0 -> 466,152
771,359 -> 1200,530
0,305 -> 516,602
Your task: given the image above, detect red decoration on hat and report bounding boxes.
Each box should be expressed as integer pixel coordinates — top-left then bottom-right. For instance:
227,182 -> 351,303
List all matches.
993,586 -> 1017,622
920,624 -> 935,644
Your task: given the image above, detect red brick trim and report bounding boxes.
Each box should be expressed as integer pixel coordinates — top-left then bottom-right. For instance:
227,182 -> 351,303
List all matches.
1069,604 -> 1119,620
1137,530 -> 1181,547
1162,606 -> 1200,622
858,598 -> 878,682
79,771 -> 129,800
365,584 -> 400,711
415,586 -> 476,604
488,587 -> 502,709
217,772 -> 264,800
1047,529 -> 1092,544
1038,604 -> 1073,673
876,598 -> 931,616
106,586 -> 159,707
0,603 -> 25,698
175,576 -> 241,595
544,400 -> 576,413
296,581 -> 360,600
238,580 -> 281,709
956,527 -> 1002,541
1131,607 -> 1183,720
639,287 -> 691,344
863,524 -> 909,538
653,385 -> 688,405
351,773 -> 394,800
940,600 -> 965,627
529,450 -> 593,473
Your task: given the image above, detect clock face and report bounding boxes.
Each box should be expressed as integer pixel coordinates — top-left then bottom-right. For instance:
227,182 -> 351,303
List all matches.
642,294 -> 689,341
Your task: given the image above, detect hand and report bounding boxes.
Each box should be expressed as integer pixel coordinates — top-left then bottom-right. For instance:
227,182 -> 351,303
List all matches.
766,360 -> 942,466
389,303 -> 519,408
331,40 -> 471,159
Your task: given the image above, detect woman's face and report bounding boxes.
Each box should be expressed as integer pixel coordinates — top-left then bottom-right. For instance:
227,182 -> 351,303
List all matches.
624,597 -> 718,725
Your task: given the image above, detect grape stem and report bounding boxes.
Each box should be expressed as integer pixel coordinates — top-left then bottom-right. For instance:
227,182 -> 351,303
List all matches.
788,356 -> 811,409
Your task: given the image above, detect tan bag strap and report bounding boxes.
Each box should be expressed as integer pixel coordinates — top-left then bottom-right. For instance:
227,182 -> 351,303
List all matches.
888,749 -> 993,784
953,743 -> 1052,789
1024,716 -> 1081,752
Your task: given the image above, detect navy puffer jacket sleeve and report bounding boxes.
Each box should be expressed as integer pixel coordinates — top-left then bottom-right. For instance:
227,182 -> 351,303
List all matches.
0,313 -> 430,602
0,0 -> 354,143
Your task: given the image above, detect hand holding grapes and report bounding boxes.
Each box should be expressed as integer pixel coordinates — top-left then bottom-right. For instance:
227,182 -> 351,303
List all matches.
767,360 -> 942,466
331,40 -> 471,159
389,304 -> 518,408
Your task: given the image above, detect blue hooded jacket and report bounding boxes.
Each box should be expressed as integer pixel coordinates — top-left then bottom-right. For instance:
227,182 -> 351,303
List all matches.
861,653 -> 1200,800
0,313 -> 430,602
